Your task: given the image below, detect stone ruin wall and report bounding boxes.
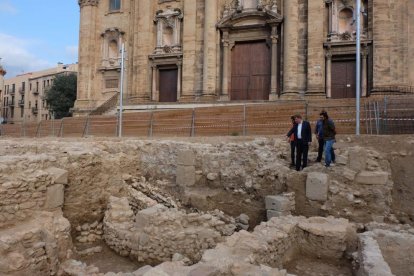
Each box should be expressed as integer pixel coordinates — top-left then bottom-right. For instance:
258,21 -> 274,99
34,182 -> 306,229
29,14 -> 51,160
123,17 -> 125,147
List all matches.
0,137 -> 413,276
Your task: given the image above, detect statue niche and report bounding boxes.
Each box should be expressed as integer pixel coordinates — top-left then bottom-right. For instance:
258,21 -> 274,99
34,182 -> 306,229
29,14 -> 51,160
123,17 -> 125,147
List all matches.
100,28 -> 124,68
154,9 -> 183,55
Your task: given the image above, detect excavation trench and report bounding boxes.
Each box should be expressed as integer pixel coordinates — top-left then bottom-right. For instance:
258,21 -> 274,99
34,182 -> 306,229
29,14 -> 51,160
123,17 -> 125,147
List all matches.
0,136 -> 413,275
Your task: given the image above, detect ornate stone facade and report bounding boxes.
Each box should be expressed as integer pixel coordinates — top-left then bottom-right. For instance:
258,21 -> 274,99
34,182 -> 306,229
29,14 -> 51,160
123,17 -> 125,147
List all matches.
74,0 -> 414,113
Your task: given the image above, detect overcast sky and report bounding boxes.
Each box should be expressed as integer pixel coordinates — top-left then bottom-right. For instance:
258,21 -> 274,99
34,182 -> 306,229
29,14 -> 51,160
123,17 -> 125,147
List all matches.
0,0 -> 79,78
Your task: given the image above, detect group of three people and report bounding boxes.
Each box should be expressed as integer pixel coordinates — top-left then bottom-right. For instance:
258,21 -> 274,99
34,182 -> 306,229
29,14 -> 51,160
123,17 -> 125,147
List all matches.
287,112 -> 336,171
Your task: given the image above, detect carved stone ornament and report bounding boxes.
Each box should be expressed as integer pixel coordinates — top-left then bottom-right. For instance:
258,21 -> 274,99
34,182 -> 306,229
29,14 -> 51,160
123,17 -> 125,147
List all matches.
78,0 -> 100,8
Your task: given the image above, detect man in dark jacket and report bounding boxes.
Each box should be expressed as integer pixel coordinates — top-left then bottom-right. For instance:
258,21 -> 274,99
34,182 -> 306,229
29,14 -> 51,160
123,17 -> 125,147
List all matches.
321,111 -> 336,167
315,111 -> 335,163
286,114 -> 312,171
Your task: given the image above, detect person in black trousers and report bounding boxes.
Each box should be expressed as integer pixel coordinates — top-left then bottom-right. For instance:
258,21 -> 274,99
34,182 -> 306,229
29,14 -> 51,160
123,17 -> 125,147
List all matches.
286,114 -> 312,171
288,116 -> 297,167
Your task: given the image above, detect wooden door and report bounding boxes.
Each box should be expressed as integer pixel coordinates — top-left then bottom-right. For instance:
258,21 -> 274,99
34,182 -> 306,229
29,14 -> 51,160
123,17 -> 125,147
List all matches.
332,60 -> 356,98
231,41 -> 271,100
159,68 -> 178,102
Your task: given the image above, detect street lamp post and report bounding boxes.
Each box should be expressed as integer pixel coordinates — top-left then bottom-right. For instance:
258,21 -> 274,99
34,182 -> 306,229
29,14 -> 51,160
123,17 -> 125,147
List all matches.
119,43 -> 125,138
356,0 -> 361,135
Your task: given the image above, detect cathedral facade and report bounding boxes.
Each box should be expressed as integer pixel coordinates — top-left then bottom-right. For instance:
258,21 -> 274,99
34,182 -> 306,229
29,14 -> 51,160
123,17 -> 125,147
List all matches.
74,0 -> 414,114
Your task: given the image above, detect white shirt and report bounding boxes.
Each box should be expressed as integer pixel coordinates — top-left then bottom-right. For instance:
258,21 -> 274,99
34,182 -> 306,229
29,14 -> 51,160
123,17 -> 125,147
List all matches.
297,123 -> 303,139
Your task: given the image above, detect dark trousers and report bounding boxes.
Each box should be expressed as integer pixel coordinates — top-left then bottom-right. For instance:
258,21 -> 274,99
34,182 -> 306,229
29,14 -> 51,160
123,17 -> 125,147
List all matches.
317,138 -> 335,162
290,141 -> 296,165
295,139 -> 309,171
317,138 -> 324,161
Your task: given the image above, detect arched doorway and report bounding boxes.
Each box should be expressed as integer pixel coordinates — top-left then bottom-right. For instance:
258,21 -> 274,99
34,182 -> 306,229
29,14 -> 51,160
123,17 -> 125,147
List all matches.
217,9 -> 283,101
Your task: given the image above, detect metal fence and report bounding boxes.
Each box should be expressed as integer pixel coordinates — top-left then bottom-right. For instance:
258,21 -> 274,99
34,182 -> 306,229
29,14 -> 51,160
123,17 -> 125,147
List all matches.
1,96 -> 413,138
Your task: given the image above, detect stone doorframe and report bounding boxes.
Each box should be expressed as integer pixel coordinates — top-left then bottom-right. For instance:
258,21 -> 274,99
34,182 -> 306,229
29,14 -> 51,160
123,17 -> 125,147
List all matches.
148,54 -> 182,102
217,10 -> 283,101
324,41 -> 371,98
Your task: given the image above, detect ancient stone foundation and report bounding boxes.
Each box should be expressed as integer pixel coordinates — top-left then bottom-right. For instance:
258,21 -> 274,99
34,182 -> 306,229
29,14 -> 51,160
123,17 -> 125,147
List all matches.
0,136 -> 413,275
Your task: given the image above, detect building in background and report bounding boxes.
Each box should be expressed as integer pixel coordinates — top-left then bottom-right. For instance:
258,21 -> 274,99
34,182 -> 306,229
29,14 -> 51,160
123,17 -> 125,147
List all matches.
1,63 -> 78,124
0,61 -> 6,123
74,0 -> 414,115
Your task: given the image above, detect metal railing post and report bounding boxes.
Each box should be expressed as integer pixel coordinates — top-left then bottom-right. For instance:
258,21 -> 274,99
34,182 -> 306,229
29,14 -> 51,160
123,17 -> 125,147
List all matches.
191,108 -> 195,137
149,111 -> 154,137
383,96 -> 388,134
35,122 -> 41,138
305,101 -> 309,120
82,116 -> 90,137
243,104 -> 246,136
59,118 -> 64,137
364,102 -> 368,134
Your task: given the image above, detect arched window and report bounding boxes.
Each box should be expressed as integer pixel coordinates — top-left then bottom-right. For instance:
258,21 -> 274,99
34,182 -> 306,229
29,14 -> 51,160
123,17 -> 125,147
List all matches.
338,8 -> 354,34
109,0 -> 121,11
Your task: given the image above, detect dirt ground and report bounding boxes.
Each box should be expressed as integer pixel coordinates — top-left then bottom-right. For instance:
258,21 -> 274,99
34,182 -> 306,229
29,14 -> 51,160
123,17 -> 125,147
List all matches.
76,241 -> 142,273
284,255 -> 354,276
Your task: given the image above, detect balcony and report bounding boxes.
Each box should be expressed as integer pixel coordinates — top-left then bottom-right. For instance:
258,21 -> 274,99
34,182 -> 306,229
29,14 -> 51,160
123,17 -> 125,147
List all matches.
8,100 -> 15,107
9,89 -> 15,96
18,99 -> 24,107
32,89 -> 39,96
32,107 -> 38,115
19,87 -> 25,94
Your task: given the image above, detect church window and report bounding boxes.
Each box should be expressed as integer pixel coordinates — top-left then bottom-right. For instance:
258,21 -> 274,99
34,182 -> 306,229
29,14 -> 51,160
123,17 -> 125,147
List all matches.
105,79 -> 119,89
109,0 -> 121,11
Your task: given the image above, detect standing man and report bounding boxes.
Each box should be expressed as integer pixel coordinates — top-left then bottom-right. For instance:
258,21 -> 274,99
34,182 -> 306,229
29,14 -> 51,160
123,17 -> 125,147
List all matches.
315,113 -> 324,162
315,111 -> 335,163
287,114 -> 312,171
321,111 -> 336,167
288,116 -> 297,167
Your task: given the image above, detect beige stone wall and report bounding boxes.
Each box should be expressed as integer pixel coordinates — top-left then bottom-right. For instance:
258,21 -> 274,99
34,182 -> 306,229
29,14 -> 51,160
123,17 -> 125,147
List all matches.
408,0 -> 414,87
373,0 -> 413,92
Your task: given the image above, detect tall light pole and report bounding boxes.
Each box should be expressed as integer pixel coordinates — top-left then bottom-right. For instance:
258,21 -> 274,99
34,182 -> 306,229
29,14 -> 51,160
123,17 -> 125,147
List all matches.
119,43 -> 125,138
356,0 -> 361,135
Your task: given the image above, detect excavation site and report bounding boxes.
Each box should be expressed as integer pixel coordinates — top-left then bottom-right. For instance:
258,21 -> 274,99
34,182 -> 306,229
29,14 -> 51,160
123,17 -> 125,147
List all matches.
0,135 -> 413,276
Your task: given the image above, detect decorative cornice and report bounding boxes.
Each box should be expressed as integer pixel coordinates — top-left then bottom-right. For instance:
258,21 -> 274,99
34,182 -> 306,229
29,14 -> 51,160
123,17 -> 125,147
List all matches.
78,0 -> 100,8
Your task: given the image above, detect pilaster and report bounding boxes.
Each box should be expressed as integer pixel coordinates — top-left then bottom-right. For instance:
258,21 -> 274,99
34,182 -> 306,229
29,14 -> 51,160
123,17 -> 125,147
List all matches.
180,0 -> 197,101
281,0 -> 300,98
202,0 -> 218,99
74,0 -> 100,112
306,0 -> 325,97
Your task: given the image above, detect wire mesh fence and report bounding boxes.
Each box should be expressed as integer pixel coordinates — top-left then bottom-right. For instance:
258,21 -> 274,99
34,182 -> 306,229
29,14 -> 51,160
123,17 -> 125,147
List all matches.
1,96 -> 413,138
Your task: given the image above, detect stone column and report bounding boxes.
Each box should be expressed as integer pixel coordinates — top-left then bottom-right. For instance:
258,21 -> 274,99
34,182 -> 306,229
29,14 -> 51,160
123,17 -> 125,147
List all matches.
220,31 -> 230,101
281,0 -> 299,98
326,51 -> 332,98
372,1 -> 392,92
362,51 -> 368,97
74,0 -> 100,113
177,61 -> 182,100
269,26 -> 279,101
132,0 -> 152,102
202,0 -> 218,100
306,0 -> 325,97
181,0 -> 197,102
151,65 -> 157,101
